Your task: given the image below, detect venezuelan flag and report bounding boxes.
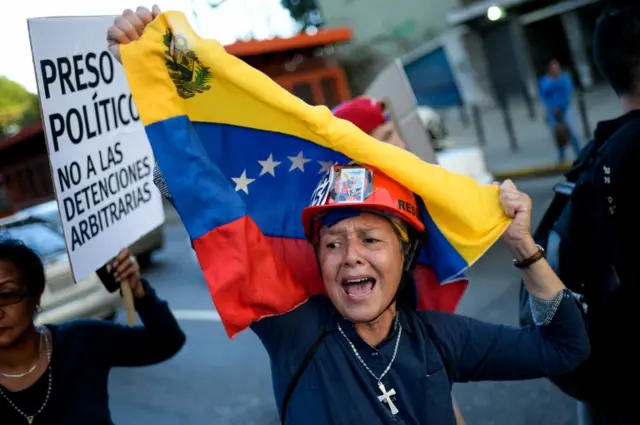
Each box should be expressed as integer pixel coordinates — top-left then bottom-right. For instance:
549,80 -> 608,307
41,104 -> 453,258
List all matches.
121,12 -> 511,338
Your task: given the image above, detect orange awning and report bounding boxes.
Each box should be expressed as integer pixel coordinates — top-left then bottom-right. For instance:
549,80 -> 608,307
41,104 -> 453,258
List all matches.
224,27 -> 353,57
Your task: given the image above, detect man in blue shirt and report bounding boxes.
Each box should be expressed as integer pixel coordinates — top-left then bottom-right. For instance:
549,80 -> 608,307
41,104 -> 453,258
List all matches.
539,59 -> 583,163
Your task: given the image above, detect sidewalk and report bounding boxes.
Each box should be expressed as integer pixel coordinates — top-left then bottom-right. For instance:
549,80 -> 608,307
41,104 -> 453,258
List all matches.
440,85 -> 622,180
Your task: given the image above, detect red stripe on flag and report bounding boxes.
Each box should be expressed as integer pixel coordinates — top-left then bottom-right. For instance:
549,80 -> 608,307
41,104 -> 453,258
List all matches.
194,216 -> 309,338
414,265 -> 467,312
264,236 -> 325,295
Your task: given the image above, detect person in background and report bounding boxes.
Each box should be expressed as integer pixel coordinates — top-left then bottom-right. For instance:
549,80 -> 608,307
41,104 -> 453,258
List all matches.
0,241 -> 186,424
572,1 -> 639,423
539,59 -> 583,163
333,97 -> 408,151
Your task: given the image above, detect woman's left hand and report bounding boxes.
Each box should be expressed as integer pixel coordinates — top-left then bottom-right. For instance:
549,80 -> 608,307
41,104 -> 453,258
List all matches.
496,180 -> 535,253
107,248 -> 145,299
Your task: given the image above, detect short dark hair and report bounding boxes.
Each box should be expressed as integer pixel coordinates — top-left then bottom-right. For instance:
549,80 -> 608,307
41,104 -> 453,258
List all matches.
0,237 -> 46,298
593,1 -> 640,95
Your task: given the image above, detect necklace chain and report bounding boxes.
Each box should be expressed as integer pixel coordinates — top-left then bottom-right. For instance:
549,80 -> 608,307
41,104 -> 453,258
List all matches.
0,327 -> 53,424
0,332 -> 43,379
337,314 -> 402,384
0,363 -> 37,379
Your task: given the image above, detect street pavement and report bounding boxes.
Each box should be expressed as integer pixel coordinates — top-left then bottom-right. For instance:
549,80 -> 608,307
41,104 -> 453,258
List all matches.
442,85 -> 622,177
108,175 -> 578,425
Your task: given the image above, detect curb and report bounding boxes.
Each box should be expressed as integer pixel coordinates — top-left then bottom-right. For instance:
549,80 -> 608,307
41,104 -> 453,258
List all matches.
491,163 -> 571,181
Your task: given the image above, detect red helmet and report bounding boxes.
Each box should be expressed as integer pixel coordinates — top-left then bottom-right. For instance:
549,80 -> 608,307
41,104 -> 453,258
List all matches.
332,97 -> 386,135
302,163 -> 425,240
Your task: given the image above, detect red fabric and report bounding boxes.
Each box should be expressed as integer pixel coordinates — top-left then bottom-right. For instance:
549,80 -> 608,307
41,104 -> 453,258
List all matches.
333,97 -> 386,135
414,265 -> 467,312
194,216 -> 308,338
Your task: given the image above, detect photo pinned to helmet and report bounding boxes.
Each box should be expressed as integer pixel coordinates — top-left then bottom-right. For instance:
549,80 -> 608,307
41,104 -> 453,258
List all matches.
332,165 -> 373,204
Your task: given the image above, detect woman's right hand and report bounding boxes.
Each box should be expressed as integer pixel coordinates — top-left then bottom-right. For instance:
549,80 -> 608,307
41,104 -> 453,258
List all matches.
107,5 -> 161,63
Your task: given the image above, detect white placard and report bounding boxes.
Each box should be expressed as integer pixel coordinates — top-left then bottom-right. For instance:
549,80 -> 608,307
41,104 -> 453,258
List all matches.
27,16 -> 165,283
365,59 -> 437,164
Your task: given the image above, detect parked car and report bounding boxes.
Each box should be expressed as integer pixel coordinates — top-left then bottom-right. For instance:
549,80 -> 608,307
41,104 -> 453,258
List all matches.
0,213 -> 122,324
19,200 -> 164,267
418,106 -> 494,185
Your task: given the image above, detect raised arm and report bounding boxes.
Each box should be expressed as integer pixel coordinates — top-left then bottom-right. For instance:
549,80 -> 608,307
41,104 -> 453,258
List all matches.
424,180 -> 590,382
86,249 -> 186,367
423,289 -> 588,382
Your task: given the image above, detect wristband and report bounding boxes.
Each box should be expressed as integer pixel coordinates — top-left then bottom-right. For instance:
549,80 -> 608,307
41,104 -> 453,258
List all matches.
513,244 -> 545,269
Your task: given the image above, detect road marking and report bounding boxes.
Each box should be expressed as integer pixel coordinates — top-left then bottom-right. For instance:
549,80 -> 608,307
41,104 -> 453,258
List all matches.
171,309 -> 222,322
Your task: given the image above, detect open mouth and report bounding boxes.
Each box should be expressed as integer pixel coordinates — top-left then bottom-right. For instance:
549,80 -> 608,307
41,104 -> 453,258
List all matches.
342,277 -> 376,299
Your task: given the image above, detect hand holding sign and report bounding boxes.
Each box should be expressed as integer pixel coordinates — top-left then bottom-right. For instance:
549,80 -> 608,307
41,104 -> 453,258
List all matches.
107,248 -> 144,298
107,248 -> 142,325
107,5 -> 161,63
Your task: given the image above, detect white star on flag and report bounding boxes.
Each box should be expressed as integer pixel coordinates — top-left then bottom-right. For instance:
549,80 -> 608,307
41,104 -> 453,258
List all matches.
318,160 -> 335,174
231,170 -> 255,195
258,153 -> 281,177
288,151 -> 311,172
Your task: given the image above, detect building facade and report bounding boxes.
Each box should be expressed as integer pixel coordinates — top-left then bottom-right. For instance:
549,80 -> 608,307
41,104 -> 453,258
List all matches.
316,0 -> 608,106
447,0 -> 608,108
315,0 -> 461,93
317,0 -> 460,54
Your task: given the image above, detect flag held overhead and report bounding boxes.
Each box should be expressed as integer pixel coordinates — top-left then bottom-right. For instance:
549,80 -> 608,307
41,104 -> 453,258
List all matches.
120,12 -> 511,338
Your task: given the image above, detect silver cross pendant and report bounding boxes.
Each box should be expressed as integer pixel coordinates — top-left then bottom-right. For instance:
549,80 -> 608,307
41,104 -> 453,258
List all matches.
377,382 -> 399,415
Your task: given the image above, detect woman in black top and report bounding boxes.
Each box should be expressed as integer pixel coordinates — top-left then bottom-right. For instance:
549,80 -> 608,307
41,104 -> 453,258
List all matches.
0,239 -> 186,424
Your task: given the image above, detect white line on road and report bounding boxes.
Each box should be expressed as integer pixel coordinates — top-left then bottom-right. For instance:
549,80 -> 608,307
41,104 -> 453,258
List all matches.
171,309 -> 222,322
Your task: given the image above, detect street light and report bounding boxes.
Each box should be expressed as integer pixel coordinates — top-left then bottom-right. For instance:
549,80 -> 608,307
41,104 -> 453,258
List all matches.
487,6 -> 504,21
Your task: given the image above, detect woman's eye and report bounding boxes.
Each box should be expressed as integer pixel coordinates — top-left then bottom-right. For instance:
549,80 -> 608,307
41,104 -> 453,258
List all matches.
325,242 -> 339,249
363,237 -> 378,244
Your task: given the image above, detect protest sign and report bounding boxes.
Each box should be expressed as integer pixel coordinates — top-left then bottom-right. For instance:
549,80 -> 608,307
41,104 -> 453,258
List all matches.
27,16 -> 165,283
365,59 -> 437,164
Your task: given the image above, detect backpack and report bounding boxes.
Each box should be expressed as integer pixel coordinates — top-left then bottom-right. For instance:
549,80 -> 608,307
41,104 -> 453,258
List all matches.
517,119 -> 636,404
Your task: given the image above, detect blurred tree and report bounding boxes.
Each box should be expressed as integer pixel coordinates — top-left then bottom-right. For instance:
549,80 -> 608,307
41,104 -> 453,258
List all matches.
0,77 -> 40,140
